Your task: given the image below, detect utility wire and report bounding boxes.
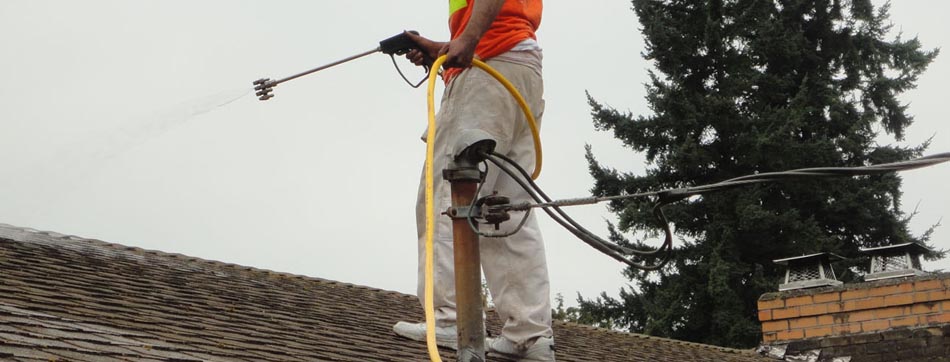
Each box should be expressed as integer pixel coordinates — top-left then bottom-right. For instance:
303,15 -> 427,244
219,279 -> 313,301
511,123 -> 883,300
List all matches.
484,152 -> 673,270
483,152 -> 950,271
505,152 -> 950,212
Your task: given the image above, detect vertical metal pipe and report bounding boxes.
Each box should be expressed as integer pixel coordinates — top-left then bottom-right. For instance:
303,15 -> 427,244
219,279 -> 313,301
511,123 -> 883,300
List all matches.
447,171 -> 486,362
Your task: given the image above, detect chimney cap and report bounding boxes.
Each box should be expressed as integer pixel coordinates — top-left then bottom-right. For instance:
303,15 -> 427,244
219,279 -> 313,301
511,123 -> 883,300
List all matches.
860,242 -> 930,281
773,252 -> 846,265
774,252 -> 845,291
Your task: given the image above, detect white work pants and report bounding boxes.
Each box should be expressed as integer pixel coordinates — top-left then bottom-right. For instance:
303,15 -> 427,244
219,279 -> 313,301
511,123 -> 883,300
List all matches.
415,50 -> 552,347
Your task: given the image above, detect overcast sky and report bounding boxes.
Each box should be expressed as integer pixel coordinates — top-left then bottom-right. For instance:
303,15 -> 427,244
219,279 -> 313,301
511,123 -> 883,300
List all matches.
1,1 -> 947,307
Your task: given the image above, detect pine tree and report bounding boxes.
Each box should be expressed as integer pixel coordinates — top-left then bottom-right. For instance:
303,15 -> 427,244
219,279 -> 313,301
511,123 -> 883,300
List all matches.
581,0 -> 938,348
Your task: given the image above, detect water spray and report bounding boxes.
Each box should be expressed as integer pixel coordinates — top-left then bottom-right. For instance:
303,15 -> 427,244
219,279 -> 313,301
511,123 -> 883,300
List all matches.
253,31 -> 429,101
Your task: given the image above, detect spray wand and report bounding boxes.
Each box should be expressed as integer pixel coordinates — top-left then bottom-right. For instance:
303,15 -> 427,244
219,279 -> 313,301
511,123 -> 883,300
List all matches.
253,31 -> 429,101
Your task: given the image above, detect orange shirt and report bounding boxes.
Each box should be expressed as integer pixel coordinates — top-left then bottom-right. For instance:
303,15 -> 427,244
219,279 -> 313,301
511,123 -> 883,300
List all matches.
444,0 -> 542,81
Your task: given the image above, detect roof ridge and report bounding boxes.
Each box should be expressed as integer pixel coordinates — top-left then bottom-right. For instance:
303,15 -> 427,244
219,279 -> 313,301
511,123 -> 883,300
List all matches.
552,318 -> 758,355
0,222 -> 415,300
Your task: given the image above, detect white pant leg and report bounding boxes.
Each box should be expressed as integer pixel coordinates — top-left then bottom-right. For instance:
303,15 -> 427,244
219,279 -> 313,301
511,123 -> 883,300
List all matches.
475,58 -> 552,346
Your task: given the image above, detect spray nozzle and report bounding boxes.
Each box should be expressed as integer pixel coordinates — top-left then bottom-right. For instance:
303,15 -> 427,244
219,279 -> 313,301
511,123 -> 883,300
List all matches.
253,78 -> 275,101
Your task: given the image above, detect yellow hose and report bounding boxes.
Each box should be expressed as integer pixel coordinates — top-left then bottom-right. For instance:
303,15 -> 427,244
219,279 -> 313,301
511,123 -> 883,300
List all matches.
423,56 -> 542,361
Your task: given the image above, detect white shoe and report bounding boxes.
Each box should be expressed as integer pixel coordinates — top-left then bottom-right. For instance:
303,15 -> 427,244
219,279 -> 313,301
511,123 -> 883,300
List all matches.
487,336 -> 555,361
393,321 -> 458,350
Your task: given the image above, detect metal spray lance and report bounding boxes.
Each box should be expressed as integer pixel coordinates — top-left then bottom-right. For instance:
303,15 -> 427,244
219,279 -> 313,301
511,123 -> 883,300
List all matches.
253,31 -> 430,101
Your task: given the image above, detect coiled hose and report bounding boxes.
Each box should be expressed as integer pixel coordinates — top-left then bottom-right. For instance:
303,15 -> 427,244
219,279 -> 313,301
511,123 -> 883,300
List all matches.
422,55 -> 542,361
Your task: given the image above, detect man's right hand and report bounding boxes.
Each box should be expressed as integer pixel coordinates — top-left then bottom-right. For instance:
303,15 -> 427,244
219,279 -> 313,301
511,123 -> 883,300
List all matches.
404,31 -> 445,68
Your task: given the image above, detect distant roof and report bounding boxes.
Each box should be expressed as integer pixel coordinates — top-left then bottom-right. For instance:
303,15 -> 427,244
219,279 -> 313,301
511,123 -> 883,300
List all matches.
0,223 -> 770,361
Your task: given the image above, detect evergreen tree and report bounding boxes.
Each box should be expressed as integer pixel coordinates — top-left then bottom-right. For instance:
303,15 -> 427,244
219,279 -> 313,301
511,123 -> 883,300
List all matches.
581,0 -> 938,348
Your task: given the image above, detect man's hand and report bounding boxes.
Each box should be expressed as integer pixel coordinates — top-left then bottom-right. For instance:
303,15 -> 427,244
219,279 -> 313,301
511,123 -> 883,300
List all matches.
439,35 -> 479,69
404,31 -> 479,69
404,31 -> 444,68
441,0 -> 504,68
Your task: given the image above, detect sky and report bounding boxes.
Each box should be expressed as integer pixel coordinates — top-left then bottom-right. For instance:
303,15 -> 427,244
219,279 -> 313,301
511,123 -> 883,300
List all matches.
1,1 -> 947,309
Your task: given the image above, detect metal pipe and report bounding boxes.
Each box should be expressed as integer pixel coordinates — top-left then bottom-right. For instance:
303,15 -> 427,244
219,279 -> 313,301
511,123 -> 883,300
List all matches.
446,164 -> 486,362
271,47 -> 380,86
253,47 -> 380,100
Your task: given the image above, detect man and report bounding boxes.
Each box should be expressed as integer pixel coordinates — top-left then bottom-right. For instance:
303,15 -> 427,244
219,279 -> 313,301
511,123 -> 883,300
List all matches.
392,0 -> 554,361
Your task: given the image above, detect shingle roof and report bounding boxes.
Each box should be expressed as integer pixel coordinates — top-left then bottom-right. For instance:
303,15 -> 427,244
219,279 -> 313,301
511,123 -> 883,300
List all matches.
0,223 -> 769,361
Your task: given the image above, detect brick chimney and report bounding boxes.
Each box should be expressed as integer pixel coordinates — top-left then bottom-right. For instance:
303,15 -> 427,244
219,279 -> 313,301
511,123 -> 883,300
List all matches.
757,273 -> 950,360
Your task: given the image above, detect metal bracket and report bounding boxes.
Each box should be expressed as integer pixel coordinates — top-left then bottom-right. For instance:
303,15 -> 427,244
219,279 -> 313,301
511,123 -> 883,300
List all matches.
444,193 -> 513,230
445,205 -> 479,220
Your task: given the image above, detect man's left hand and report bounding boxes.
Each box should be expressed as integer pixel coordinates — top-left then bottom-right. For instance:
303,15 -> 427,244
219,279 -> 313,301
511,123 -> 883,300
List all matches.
439,35 -> 479,68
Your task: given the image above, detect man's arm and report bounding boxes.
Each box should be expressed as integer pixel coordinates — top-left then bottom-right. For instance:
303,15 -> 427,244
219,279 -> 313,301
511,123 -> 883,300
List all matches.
442,0 -> 504,68
404,0 -> 504,69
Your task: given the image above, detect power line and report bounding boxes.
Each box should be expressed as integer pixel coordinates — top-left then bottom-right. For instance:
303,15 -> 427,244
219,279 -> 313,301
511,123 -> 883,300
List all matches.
477,152 -> 950,270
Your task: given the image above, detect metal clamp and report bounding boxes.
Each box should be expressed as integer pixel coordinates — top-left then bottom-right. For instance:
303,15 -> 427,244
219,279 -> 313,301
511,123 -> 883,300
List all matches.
444,193 -> 513,231
477,193 -> 511,230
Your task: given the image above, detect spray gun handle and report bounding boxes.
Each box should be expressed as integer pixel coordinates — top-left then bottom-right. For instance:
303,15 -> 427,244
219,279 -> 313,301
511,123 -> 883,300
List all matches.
379,30 -> 421,55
